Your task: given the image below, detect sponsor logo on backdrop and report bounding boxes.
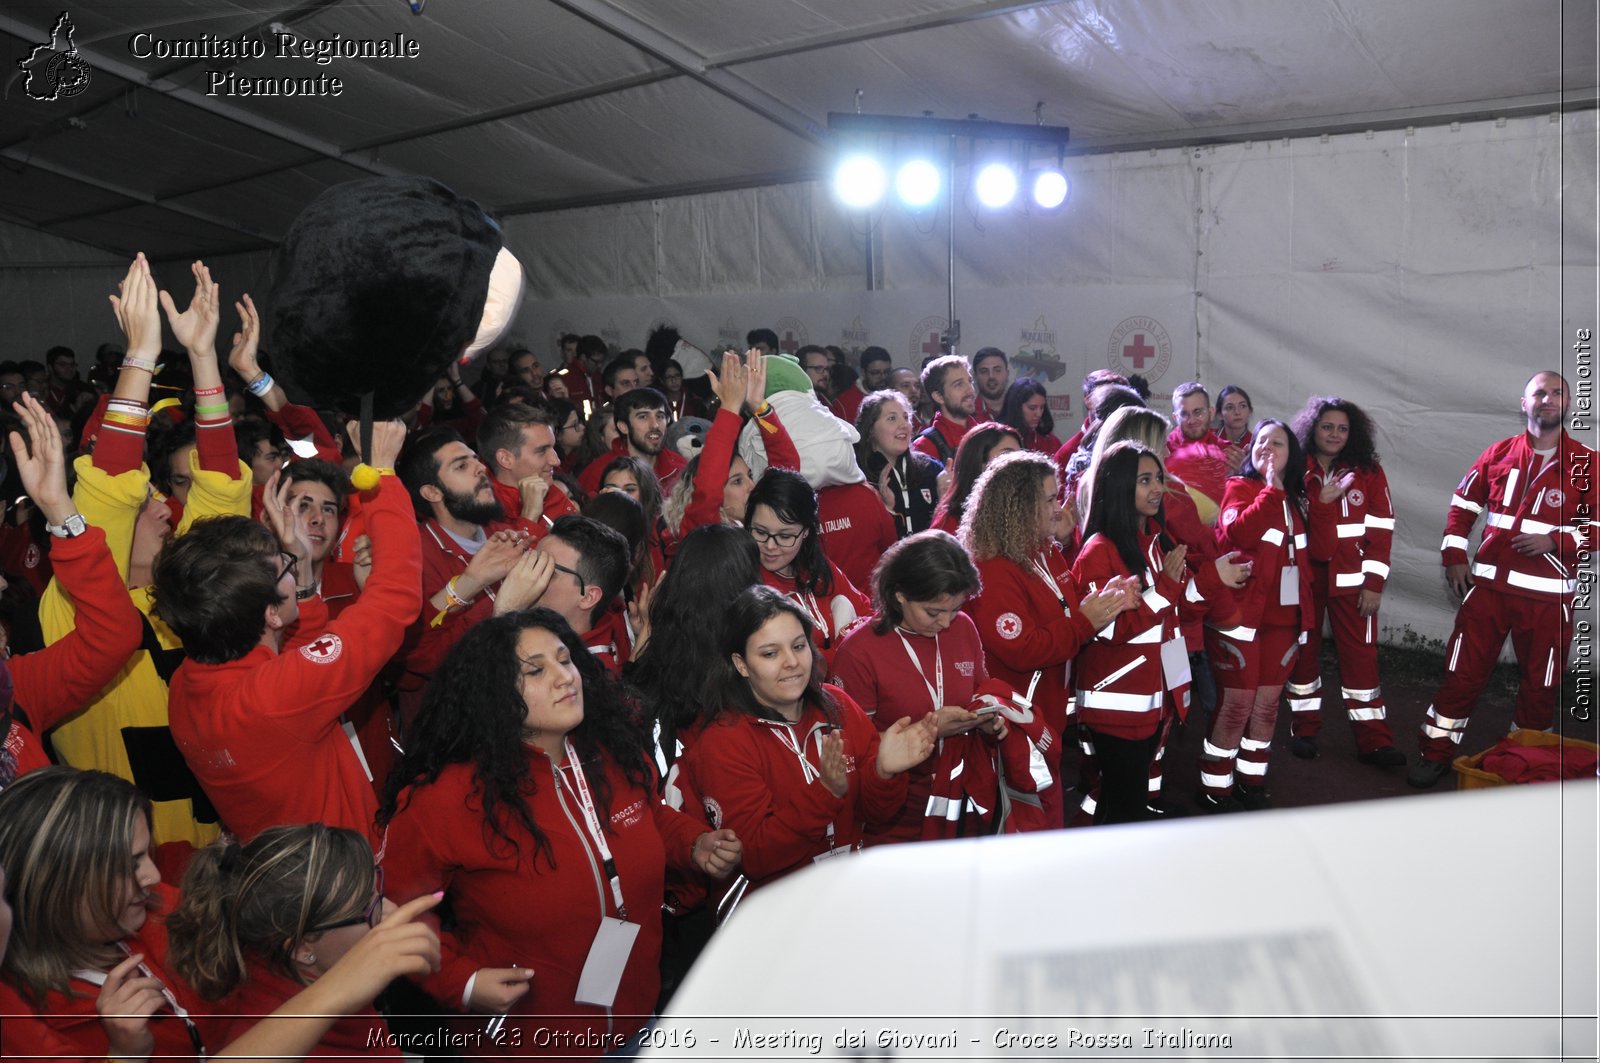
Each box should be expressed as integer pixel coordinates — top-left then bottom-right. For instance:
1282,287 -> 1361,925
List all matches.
1015,316 -> 1068,382
840,317 -> 871,361
17,12 -> 92,101
774,317 -> 809,356
909,317 -> 950,362
1108,316 -> 1172,382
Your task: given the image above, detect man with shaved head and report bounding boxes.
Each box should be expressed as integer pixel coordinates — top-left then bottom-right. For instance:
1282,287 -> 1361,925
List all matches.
1410,371 -> 1596,786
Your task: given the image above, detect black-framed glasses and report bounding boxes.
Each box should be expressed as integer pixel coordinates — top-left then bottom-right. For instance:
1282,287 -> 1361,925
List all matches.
309,865 -> 384,933
275,550 -> 298,585
749,525 -> 802,547
551,561 -> 588,595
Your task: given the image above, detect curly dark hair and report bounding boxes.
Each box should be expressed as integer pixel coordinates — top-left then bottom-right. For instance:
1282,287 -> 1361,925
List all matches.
1291,395 -> 1380,471
377,609 -> 651,868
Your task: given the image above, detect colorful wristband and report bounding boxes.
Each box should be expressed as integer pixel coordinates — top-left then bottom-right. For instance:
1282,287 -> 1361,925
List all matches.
120,355 -> 158,374
246,372 -> 275,397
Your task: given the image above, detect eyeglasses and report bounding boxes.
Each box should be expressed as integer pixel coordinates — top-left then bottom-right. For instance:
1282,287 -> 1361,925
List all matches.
749,525 -> 802,547
309,865 -> 384,933
275,550 -> 299,585
551,561 -> 588,595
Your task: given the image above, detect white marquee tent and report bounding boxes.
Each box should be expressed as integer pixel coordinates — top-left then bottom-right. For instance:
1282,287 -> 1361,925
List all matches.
3,0 -> 1597,643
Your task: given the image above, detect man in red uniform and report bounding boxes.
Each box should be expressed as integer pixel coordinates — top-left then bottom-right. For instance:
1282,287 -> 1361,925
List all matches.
1409,371 -> 1596,786
557,334 -> 607,403
577,388 -> 687,495
971,347 -> 1010,422
492,514 -> 633,671
912,355 -> 977,464
476,402 -> 578,535
1164,381 -> 1229,520
158,421 -> 421,843
831,347 -> 893,426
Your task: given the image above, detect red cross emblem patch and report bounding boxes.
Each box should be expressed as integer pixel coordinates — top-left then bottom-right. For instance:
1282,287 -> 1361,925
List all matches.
1546,489 -> 1565,507
299,633 -> 343,665
1347,489 -> 1365,507
996,612 -> 1023,640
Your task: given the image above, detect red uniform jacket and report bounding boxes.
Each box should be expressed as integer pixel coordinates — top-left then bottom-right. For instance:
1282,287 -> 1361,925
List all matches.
1215,477 -> 1314,635
1165,427 -> 1230,510
911,411 -> 969,463
966,547 -> 1098,742
168,476 -> 422,844
684,686 -> 907,891
0,884 -> 215,1063
488,474 -> 578,537
675,408 -> 800,542
832,385 -> 866,426
1303,457 -> 1395,595
3,526 -> 143,784
828,613 -> 989,842
211,958 -> 397,1059
380,748 -> 704,1057
1071,529 -> 1193,739
578,439 -> 687,498
818,482 -> 899,593
1441,431 -> 1595,602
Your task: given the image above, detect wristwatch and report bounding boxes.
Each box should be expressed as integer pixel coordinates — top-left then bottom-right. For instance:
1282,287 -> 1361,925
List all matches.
45,512 -> 88,538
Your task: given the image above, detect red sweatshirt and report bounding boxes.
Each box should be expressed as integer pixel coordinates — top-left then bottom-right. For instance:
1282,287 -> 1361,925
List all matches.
758,563 -> 869,669
1165,427 -> 1230,510
0,883 -> 215,1063
3,525 -> 143,783
167,476 -> 422,844
210,958 -> 396,1060
578,439 -> 688,498
911,411 -> 969,463
817,482 -> 899,593
380,748 -> 705,1058
684,685 -> 907,891
828,613 -> 988,843
677,408 -> 801,540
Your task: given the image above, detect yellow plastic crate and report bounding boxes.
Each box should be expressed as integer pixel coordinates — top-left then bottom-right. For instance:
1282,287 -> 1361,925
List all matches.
1452,729 -> 1600,790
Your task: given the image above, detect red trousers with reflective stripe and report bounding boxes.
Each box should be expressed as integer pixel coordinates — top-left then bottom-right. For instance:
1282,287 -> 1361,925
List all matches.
1286,562 -> 1393,753
1418,587 -> 1572,762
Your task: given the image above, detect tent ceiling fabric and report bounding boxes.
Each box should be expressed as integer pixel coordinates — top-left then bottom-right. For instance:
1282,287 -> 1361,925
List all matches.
2,0 -> 1593,261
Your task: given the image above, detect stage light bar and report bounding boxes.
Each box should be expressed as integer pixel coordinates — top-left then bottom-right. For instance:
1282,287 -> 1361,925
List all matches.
895,159 -> 941,208
975,163 -> 1017,208
1032,169 -> 1069,209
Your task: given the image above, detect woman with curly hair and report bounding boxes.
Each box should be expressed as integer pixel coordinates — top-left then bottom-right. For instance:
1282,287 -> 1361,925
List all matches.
853,389 -> 942,537
1283,396 -> 1402,767
929,422 -> 1023,533
683,586 -> 935,892
960,451 -> 1138,826
996,377 -> 1062,456
745,468 -> 869,666
377,609 -> 740,1057
1200,419 -> 1314,812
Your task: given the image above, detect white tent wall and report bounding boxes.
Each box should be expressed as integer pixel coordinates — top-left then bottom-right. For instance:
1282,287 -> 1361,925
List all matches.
507,112 -> 1598,647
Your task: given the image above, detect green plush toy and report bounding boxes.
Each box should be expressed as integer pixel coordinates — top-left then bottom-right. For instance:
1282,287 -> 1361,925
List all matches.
761,352 -> 814,398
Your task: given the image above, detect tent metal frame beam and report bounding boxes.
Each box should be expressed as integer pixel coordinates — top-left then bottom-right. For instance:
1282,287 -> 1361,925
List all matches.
497,168 -> 821,216
545,0 -> 828,146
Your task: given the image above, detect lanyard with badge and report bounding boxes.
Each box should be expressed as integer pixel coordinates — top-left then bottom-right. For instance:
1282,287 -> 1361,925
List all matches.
74,948 -> 207,1060
894,629 -> 944,713
1278,498 -> 1300,607
767,720 -> 851,862
561,739 -> 640,1008
1024,553 -> 1074,698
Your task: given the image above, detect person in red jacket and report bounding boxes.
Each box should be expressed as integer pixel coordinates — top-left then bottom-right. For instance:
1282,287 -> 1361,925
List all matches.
911,355 -> 977,463
1409,371 -> 1596,787
686,587 -> 934,894
960,451 -> 1138,827
476,402 -> 579,536
157,420 -> 422,845
379,610 -> 740,1058
1072,443 -> 1198,824
829,530 -> 999,843
745,469 -> 870,669
167,824 -> 445,1060
996,377 -> 1063,456
577,389 -> 687,497
930,423 -> 1022,534
1201,420 -> 1314,812
1165,381 -> 1230,521
1284,396 -> 1404,767
1214,384 -> 1255,473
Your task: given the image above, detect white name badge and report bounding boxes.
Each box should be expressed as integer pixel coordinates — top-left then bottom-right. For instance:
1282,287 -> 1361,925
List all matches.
1160,636 -> 1193,691
812,843 -> 855,865
573,917 -> 640,1008
1279,565 -> 1301,606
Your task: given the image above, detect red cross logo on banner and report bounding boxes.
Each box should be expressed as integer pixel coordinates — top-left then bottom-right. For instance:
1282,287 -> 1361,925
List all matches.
780,331 -> 799,354
300,633 -> 344,665
1123,334 -> 1155,368
922,332 -> 943,357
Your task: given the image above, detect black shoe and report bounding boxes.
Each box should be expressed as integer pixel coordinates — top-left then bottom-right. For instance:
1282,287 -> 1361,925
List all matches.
1289,736 -> 1318,759
1197,792 -> 1243,814
1357,745 -> 1407,767
1406,757 -> 1452,788
1236,783 -> 1273,811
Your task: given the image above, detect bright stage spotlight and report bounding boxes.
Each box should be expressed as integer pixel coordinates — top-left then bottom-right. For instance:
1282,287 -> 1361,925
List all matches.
1032,169 -> 1069,209
834,154 -> 887,209
895,159 -> 941,208
974,162 -> 1017,208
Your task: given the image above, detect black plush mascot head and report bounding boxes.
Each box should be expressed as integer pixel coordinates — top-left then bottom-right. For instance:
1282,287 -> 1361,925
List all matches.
268,177 -> 522,419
